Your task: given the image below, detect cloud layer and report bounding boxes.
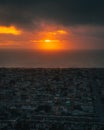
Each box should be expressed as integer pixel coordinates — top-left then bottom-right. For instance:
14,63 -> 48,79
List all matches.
0,0 -> 104,29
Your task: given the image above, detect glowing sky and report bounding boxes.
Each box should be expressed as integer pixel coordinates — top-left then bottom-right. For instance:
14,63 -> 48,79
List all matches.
0,23 -> 104,51
0,0 -> 104,50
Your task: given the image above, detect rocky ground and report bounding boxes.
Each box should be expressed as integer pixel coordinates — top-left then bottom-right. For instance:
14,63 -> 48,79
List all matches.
0,68 -> 104,130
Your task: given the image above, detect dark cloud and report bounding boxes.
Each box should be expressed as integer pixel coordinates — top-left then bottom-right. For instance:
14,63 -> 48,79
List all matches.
0,0 -> 104,29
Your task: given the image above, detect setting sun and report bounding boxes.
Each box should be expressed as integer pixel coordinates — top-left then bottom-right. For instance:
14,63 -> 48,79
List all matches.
44,39 -> 51,43
36,39 -> 63,51
31,26 -> 69,51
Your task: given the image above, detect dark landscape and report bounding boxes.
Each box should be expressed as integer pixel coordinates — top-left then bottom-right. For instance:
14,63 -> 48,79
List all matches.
0,68 -> 104,130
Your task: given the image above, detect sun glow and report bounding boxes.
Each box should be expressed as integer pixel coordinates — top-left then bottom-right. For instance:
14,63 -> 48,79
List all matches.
44,39 -> 51,43
32,25 -> 68,51
36,39 -> 63,51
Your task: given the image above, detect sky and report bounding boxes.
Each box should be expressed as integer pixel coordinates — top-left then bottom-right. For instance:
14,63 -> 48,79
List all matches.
0,0 -> 104,50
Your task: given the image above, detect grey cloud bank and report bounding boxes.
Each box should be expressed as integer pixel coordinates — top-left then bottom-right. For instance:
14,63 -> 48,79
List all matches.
0,0 -> 104,29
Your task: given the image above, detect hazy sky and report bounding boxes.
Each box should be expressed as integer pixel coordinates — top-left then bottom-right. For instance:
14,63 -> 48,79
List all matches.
0,0 -> 104,50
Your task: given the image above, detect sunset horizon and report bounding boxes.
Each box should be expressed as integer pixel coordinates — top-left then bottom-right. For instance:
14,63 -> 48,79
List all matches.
0,1 -> 104,130
0,23 -> 104,51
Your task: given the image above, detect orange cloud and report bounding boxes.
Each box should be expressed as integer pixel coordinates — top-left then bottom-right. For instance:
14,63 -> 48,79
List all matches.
0,26 -> 22,35
57,30 -> 68,34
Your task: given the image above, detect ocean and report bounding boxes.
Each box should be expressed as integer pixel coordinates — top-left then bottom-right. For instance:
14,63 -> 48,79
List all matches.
0,49 -> 104,68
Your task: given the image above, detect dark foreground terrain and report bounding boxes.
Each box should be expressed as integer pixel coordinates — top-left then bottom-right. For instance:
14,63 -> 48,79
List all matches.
0,68 -> 104,130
